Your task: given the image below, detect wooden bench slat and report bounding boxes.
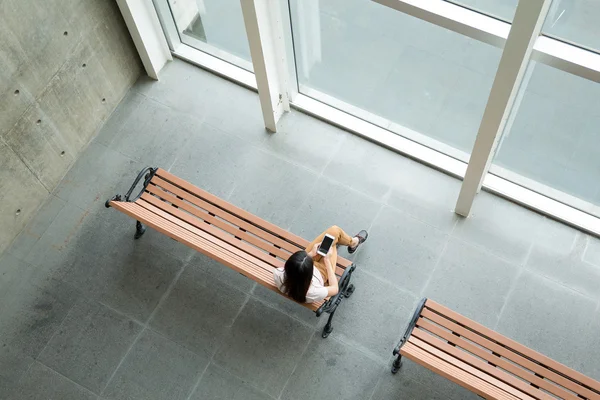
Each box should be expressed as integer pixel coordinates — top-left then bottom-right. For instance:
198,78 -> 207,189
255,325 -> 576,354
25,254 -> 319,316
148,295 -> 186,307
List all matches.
411,328 -> 557,400
145,185 -> 294,260
155,169 -> 310,246
408,336 -> 539,400
136,199 -> 278,277
110,200 -> 324,311
113,201 -> 274,282
416,318 -> 581,400
420,309 -> 599,400
144,185 -> 347,277
141,193 -> 285,265
119,200 -> 326,311
137,198 -> 287,274
149,176 -> 301,255
424,299 -> 600,394
148,176 -> 349,274
401,340 -> 523,400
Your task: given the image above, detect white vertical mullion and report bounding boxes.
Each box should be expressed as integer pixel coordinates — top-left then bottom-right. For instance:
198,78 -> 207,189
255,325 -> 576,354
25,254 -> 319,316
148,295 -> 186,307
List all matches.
454,0 -> 552,217
240,0 -> 290,132
117,0 -> 173,80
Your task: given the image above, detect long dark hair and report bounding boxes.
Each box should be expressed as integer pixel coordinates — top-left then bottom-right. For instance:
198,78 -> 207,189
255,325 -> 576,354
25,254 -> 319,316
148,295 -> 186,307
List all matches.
283,250 -> 314,303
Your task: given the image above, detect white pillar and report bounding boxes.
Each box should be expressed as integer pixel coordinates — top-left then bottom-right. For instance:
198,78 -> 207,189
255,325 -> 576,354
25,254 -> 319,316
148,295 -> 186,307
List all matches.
116,0 -> 172,80
240,0 -> 290,132
454,0 -> 552,217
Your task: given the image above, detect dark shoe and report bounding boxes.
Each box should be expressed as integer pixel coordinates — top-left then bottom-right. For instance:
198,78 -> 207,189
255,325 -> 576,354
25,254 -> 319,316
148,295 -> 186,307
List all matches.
348,230 -> 368,254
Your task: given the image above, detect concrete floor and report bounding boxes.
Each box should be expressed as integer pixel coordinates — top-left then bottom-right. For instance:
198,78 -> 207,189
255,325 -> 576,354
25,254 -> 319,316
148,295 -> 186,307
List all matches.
2,59 -> 600,400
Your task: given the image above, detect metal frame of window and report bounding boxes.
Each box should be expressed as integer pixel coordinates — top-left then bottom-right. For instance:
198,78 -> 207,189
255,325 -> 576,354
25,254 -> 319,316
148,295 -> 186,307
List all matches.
139,0 -> 600,235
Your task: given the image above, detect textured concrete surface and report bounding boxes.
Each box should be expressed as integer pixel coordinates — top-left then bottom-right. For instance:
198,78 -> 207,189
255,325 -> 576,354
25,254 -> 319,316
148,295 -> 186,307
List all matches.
0,0 -> 142,253
1,59 -> 599,399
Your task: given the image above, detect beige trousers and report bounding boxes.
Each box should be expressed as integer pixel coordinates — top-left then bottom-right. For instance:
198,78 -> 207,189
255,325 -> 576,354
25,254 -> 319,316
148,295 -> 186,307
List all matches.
305,225 -> 353,285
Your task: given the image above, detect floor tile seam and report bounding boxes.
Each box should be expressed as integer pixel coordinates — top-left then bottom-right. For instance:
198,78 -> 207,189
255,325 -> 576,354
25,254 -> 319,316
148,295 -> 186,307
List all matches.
187,263 -> 257,300
142,322 -> 217,362
95,299 -> 146,327
418,237 -> 451,299
170,303 -> 229,400
33,289 -> 82,362
25,360 -> 101,398
96,94 -> 147,149
359,202 -> 384,257
446,232 -> 527,267
357,268 -> 421,299
49,141 -> 120,203
314,131 -> 349,176
40,193 -> 88,221
133,92 -> 192,116
4,194 -> 68,261
276,329 -> 318,400
143,261 -> 189,327
380,199 -> 455,235
34,353 -> 103,396
327,332 -> 391,366
246,287 -> 319,331
184,361 -> 211,400
13,356 -> 35,389
203,360 -> 278,400
318,171 -> 386,206
252,141 -> 326,179
99,262 -> 190,394
184,300 -> 271,400
2,249 -> 41,276
448,213 -> 460,236
493,267 -> 524,331
521,264 -> 600,303
521,239 -> 535,269
224,292 -> 253,338
99,326 -> 147,396
284,172 -> 322,231
318,170 -> 388,205
366,375 -> 384,400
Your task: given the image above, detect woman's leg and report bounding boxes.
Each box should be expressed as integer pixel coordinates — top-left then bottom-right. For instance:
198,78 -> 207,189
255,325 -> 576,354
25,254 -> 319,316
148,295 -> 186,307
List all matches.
307,226 -> 353,285
305,225 -> 354,252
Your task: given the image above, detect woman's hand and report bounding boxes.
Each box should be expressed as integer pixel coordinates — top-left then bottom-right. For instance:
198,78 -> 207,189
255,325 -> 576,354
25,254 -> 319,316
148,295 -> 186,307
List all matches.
308,242 -> 320,258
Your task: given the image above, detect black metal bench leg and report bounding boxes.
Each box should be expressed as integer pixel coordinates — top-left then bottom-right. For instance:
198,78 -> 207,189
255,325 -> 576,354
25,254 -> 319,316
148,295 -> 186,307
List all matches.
322,309 -> 336,338
343,283 -> 355,298
134,221 -> 146,239
391,355 -> 403,374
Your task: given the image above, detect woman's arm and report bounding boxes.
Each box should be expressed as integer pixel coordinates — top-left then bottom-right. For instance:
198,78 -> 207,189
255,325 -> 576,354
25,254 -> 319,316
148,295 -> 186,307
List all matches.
324,256 -> 339,297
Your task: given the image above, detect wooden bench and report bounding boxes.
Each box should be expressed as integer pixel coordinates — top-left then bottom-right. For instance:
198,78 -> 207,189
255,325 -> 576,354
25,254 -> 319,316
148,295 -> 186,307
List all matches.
392,298 -> 600,400
106,167 -> 356,338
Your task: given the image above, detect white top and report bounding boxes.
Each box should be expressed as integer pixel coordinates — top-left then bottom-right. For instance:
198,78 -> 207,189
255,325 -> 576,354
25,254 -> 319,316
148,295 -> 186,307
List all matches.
273,267 -> 329,303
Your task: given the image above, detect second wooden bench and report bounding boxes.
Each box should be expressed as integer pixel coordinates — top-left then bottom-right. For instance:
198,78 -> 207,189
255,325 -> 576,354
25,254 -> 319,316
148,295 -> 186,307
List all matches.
392,298 -> 600,400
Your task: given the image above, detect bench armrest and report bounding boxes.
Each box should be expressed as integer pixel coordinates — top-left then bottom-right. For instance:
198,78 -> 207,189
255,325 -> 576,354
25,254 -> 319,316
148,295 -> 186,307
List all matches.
105,167 -> 158,207
393,297 -> 427,355
315,263 -> 356,316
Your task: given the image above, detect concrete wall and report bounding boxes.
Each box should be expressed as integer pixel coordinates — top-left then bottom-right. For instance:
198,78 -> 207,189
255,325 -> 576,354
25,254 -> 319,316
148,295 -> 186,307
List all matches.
0,0 -> 142,253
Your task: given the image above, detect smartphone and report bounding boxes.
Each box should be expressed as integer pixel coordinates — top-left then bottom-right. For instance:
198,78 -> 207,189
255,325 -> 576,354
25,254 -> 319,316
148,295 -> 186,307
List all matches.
317,234 -> 335,257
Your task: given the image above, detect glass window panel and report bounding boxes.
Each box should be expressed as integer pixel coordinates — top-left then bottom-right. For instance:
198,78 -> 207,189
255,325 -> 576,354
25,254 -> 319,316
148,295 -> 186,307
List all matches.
446,0 -> 518,22
167,0 -> 252,70
543,0 -> 600,51
289,0 -> 501,159
492,61 -> 600,214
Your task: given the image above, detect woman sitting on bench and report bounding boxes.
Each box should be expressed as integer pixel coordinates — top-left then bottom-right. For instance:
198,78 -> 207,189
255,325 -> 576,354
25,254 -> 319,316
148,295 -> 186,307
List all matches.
273,226 -> 368,303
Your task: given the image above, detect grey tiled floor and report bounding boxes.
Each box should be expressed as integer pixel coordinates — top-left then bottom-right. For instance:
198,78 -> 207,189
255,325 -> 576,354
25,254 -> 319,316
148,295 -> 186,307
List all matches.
2,59 -> 600,400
